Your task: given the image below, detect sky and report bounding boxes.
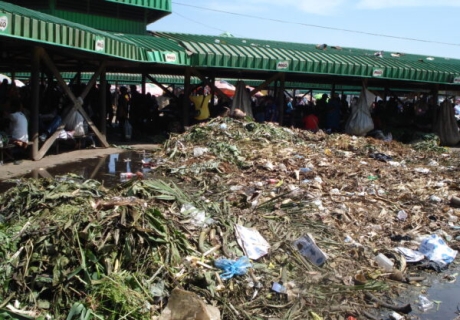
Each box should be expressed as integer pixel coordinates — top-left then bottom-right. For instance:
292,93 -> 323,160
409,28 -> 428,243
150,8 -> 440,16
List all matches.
148,0 -> 460,60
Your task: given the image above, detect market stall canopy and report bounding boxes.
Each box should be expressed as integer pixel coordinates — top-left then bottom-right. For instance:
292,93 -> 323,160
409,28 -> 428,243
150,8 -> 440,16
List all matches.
0,1 -> 189,69
214,80 -> 236,97
150,31 -> 460,87
11,0 -> 172,34
0,74 -> 25,87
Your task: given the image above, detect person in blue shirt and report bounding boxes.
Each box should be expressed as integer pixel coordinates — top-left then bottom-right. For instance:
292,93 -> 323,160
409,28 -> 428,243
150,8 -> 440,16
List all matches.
326,93 -> 341,133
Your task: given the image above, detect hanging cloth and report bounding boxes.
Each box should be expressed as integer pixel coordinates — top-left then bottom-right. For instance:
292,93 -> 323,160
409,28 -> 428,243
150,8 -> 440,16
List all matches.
345,86 -> 375,136
231,80 -> 253,119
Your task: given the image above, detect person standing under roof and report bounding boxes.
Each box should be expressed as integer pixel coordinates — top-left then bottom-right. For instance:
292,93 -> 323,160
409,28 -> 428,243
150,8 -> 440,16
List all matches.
117,86 -> 130,140
316,94 -> 329,130
264,96 -> 279,123
189,88 -> 211,123
326,93 -> 341,133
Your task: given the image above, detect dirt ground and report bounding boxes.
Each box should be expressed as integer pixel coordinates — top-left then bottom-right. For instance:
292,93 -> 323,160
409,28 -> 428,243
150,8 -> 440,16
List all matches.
0,143 -> 158,181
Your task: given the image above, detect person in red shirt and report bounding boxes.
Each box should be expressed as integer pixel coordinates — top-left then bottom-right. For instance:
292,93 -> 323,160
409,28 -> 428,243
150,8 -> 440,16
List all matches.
302,107 -> 319,133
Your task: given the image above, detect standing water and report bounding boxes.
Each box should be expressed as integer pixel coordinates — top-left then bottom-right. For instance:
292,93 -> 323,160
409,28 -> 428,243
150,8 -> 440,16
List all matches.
0,150 -> 151,192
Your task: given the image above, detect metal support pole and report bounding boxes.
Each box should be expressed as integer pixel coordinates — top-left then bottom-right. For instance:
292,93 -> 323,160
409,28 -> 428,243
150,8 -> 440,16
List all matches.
30,47 -> 41,160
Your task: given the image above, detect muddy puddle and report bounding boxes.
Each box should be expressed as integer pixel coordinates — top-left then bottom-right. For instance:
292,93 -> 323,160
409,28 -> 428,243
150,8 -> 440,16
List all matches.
0,150 -> 150,192
402,262 -> 460,320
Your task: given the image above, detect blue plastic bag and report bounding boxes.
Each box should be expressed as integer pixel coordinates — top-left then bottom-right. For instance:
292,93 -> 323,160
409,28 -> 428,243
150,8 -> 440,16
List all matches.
214,256 -> 252,280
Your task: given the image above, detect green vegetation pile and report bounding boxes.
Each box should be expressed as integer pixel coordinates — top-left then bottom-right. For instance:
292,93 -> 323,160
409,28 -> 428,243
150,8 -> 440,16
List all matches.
1,117 -> 460,320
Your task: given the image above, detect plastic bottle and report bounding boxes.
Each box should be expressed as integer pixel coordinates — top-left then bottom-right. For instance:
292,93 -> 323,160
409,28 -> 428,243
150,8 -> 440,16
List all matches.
418,294 -> 434,311
374,253 -> 394,272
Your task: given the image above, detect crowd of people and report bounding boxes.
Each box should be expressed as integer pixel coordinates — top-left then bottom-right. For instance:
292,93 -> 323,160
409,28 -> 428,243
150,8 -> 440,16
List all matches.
0,79 -> 30,162
2,76 -> 459,164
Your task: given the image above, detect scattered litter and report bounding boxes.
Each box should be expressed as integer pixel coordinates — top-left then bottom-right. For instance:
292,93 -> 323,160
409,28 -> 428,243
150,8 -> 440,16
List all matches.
374,253 -> 394,272
1,118 -> 460,319
397,210 -> 408,221
214,256 -> 252,280
193,146 -> 208,157
418,294 -> 434,312
418,234 -> 458,268
293,234 -> 328,266
369,152 -> 393,162
394,247 -> 425,263
180,203 -> 213,227
235,224 -> 271,260
158,287 -> 220,320
414,167 -> 431,174
271,282 -> 287,294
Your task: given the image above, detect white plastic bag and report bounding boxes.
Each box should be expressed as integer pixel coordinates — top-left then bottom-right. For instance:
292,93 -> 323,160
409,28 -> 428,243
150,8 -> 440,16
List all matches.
235,224 -> 270,260
345,87 -> 375,136
418,234 -> 457,268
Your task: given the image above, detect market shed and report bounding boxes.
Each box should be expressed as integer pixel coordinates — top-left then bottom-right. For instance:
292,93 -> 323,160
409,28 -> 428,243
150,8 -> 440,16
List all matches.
150,31 -> 460,89
11,0 -> 172,34
2,0 -> 460,160
0,1 -> 188,160
148,31 -> 460,124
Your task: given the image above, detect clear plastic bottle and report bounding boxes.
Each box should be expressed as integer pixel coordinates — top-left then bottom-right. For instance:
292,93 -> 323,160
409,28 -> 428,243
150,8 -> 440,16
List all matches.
418,294 -> 434,311
374,253 -> 394,272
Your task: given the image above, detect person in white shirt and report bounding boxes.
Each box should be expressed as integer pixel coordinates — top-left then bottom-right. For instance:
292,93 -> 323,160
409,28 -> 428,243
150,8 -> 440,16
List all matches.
7,98 -> 29,148
454,100 -> 460,116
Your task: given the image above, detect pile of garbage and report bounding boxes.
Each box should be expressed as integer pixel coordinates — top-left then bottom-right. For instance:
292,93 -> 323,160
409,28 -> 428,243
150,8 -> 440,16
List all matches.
1,117 -> 460,320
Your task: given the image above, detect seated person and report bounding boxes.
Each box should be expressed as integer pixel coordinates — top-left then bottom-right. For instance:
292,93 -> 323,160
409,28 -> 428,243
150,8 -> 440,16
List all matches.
2,98 -> 29,161
40,104 -> 95,148
5,98 -> 29,149
302,107 -> 319,133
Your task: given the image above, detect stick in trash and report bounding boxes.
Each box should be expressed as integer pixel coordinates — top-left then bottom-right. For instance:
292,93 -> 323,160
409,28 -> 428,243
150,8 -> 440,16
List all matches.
364,292 -> 412,314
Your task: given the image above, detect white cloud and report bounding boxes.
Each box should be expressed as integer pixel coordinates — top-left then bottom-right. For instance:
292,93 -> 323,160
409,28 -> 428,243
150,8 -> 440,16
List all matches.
356,0 -> 460,9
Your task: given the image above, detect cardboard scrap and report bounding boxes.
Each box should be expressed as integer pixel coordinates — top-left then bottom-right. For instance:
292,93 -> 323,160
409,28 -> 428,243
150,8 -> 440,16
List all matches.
158,287 -> 220,320
293,234 -> 328,266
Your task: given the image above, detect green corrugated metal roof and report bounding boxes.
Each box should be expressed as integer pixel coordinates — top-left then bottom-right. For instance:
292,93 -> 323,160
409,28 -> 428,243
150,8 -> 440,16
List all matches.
0,1 -> 145,61
105,0 -> 171,12
13,0 -> 171,34
0,1 -> 190,64
117,34 -> 190,64
151,32 -> 460,85
12,72 -> 200,85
